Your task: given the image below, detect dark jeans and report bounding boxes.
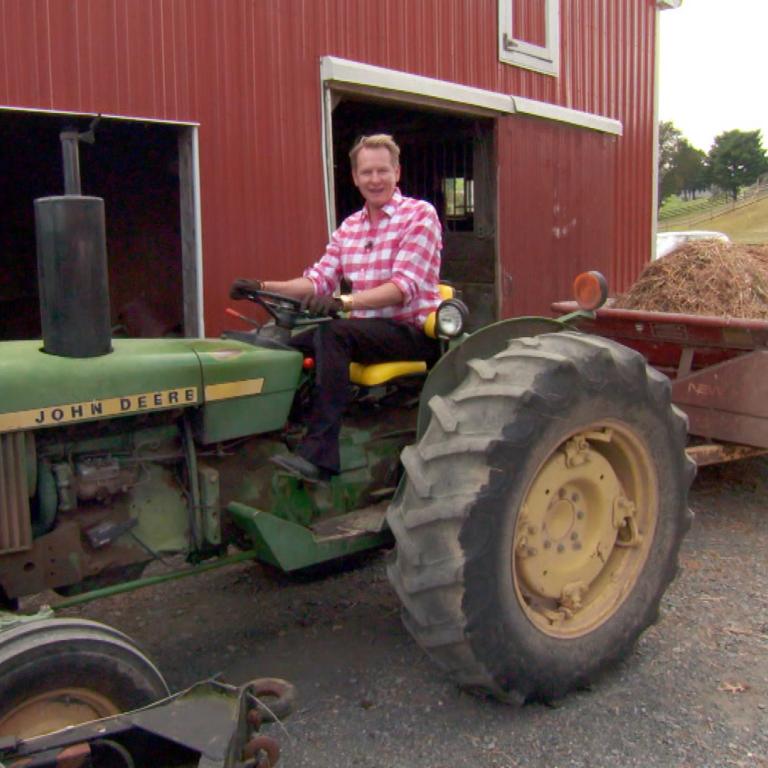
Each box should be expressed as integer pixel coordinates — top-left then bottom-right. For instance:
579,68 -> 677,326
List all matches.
289,318 -> 439,474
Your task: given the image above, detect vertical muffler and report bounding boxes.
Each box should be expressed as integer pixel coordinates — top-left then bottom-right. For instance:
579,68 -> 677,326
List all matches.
35,123 -> 112,358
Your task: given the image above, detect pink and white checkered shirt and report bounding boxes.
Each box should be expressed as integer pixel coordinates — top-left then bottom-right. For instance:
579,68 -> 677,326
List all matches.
304,190 -> 442,327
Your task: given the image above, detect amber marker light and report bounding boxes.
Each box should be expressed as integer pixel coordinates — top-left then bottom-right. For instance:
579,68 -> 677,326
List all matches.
573,271 -> 609,311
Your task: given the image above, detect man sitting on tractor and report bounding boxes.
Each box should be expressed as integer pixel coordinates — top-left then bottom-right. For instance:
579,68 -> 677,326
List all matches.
230,133 -> 443,483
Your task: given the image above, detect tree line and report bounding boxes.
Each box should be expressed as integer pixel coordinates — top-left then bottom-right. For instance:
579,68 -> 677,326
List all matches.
658,123 -> 768,205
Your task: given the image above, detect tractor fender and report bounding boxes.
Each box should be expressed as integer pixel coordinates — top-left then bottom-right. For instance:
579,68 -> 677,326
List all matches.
417,316 -> 567,438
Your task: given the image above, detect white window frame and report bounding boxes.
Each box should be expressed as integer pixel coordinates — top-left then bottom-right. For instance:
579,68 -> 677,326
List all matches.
498,0 -> 560,77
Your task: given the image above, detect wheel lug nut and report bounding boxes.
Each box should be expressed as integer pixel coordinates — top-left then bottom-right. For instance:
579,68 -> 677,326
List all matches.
557,543 -> 565,553
528,525 -> 537,535
576,510 -> 585,520
570,532 -> 578,540
543,540 -> 551,549
571,492 -> 579,502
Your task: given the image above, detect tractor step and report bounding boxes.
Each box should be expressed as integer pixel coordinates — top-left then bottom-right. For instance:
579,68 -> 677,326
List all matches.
310,501 -> 389,541
227,500 -> 392,572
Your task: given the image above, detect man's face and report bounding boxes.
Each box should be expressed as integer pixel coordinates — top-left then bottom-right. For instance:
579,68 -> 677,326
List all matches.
352,147 -> 401,211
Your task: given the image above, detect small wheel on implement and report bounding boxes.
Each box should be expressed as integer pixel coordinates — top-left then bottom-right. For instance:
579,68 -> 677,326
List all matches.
0,617 -> 169,739
387,331 -> 696,702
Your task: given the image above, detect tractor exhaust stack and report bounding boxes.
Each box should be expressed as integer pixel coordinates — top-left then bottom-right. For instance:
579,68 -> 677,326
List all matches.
35,120 -> 112,358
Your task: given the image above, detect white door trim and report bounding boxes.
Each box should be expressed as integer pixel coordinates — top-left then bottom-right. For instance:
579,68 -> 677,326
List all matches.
0,106 -> 203,336
320,56 -> 622,234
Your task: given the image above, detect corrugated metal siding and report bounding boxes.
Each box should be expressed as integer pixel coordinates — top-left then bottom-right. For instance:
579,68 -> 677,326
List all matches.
0,0 -> 658,332
498,114 -> 616,317
514,0 -> 547,47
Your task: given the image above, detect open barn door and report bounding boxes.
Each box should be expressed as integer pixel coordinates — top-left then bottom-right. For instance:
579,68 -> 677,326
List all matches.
0,110 -> 202,340
324,88 -> 497,330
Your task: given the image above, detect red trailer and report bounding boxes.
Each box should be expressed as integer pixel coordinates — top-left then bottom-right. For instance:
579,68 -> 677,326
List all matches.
552,302 -> 768,466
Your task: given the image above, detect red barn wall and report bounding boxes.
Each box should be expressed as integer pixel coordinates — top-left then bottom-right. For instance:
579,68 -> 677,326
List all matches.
0,0 -> 658,334
497,115 -> 617,313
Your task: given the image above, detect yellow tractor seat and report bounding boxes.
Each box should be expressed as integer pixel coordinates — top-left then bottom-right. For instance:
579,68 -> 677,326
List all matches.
348,284 -> 454,387
349,360 -> 427,386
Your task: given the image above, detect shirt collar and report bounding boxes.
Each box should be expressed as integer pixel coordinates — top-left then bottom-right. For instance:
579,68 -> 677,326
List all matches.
362,188 -> 402,221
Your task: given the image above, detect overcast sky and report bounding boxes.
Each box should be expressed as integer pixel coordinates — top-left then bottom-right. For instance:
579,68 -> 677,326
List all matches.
659,0 -> 768,153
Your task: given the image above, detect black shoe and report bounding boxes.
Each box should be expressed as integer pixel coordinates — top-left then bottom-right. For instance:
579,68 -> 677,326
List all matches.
270,453 -> 330,483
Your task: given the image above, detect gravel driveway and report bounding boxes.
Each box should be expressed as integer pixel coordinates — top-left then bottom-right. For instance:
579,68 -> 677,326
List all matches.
55,457 -> 768,767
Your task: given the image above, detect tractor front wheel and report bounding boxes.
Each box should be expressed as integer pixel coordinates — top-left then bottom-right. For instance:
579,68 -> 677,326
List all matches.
387,331 -> 695,702
0,617 -> 169,738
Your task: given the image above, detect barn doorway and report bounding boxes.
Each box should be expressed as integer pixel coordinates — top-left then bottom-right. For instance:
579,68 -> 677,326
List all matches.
0,110 -> 201,341
329,98 -> 497,330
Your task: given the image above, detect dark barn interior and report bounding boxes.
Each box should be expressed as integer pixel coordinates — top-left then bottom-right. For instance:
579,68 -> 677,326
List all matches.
0,111 -> 183,341
331,99 -> 497,329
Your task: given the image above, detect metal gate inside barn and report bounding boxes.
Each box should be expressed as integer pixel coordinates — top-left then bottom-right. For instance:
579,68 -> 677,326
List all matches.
330,99 -> 497,330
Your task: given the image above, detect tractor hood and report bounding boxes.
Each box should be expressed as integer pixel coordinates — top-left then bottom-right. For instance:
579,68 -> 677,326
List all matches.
0,338 -> 302,440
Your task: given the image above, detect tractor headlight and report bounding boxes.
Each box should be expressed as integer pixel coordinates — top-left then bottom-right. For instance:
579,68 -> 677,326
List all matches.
436,299 -> 469,338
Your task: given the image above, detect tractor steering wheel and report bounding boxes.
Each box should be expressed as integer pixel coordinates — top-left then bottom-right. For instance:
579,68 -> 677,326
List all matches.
242,288 -> 329,330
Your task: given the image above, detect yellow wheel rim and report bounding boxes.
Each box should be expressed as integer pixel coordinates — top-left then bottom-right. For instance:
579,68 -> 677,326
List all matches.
512,421 -> 658,638
0,687 -> 120,739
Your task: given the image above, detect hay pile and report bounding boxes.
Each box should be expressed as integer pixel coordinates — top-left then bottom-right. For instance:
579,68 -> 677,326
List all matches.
613,240 -> 768,319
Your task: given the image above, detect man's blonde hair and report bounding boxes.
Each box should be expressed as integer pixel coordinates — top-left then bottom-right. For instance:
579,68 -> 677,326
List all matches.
349,134 -> 400,170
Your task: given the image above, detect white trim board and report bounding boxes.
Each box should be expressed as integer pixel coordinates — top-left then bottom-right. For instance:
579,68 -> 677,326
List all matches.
0,104 -> 199,127
190,126 -> 205,337
513,96 -> 622,135
321,56 -> 513,117
320,57 -> 622,136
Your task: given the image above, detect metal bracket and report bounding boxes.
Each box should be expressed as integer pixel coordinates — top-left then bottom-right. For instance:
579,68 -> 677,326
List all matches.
502,33 -> 519,51
563,436 -> 591,468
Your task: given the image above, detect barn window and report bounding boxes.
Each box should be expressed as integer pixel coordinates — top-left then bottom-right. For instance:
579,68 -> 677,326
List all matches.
443,178 -> 474,226
498,0 -> 560,76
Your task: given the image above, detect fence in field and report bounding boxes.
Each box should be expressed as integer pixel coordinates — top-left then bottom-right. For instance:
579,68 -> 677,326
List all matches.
658,178 -> 768,231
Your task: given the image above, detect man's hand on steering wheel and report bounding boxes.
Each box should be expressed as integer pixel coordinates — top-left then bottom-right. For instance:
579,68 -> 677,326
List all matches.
230,278 -> 263,300
303,294 -> 343,317
227,281 -> 339,328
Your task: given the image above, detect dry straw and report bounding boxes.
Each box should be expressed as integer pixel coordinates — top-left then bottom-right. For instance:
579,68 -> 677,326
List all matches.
613,240 -> 768,319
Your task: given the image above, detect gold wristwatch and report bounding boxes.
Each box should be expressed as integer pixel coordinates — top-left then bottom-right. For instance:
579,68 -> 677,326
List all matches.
339,294 -> 354,312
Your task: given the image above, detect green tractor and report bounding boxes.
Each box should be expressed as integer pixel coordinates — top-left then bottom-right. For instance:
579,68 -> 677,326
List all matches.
0,135 -> 695,745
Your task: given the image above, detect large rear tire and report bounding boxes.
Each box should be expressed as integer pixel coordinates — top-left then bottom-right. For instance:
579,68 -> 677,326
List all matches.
387,331 -> 695,702
0,617 -> 169,738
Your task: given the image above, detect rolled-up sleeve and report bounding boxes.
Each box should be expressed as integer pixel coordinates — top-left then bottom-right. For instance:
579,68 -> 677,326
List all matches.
303,227 -> 345,296
389,203 -> 442,303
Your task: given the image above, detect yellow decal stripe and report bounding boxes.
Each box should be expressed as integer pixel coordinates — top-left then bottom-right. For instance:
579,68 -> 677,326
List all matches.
0,387 -> 199,433
204,378 -> 264,401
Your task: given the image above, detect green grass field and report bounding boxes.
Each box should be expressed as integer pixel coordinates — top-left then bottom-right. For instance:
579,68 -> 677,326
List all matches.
658,194 -> 727,219
658,194 -> 768,244
704,195 -> 768,243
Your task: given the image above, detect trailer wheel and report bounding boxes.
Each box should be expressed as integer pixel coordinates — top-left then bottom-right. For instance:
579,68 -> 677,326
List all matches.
0,618 -> 169,738
387,331 -> 695,702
